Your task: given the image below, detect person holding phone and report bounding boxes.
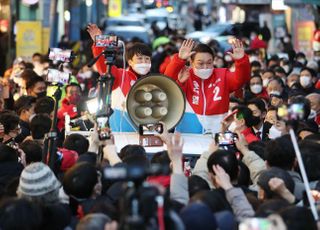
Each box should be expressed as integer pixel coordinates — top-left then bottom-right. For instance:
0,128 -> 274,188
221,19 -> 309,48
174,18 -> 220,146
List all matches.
164,39 -> 250,134
87,24 -> 153,132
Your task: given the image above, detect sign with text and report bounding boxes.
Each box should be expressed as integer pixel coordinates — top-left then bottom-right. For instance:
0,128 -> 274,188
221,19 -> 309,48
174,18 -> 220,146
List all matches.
294,21 -> 315,59
108,0 -> 122,17
16,21 -> 42,58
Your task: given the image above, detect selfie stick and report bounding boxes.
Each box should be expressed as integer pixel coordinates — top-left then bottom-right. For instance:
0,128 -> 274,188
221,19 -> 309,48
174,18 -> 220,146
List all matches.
289,128 -> 319,220
42,83 -> 62,174
87,45 -> 117,163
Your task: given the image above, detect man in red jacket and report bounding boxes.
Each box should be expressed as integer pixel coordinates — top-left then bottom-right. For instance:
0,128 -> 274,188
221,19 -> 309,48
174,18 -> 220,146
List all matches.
87,24 -> 152,132
164,39 -> 250,134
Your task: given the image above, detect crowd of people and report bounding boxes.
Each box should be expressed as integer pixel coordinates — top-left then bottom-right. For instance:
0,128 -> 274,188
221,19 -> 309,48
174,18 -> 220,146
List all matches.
0,20 -> 319,230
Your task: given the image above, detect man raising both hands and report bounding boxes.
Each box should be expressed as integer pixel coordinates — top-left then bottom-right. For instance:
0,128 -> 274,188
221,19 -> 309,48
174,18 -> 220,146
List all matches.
164,39 -> 250,134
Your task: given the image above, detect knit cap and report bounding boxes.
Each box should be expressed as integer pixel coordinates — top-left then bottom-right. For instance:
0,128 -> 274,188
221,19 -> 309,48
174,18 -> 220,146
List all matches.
17,162 -> 61,197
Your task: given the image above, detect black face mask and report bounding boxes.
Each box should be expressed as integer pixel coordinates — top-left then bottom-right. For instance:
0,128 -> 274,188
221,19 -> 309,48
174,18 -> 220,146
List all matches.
252,115 -> 262,126
36,91 -> 47,98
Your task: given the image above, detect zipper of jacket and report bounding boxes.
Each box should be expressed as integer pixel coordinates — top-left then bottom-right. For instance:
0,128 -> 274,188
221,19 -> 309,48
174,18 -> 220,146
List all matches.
201,79 -> 206,134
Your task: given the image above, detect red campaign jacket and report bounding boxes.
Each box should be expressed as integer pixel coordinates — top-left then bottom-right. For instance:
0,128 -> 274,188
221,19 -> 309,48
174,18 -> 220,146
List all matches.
92,46 -> 138,96
57,98 -> 78,130
159,56 -> 171,74
315,114 -> 320,126
164,54 -> 251,115
241,127 -> 260,144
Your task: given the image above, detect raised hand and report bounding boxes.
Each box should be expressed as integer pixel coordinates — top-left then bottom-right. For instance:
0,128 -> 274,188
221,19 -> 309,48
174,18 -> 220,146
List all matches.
227,39 -> 245,60
87,23 -> 102,42
167,132 -> 184,174
178,39 -> 196,60
212,165 -> 233,190
178,66 -> 191,84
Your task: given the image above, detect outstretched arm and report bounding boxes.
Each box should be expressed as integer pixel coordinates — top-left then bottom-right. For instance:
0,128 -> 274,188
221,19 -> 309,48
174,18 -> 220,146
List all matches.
164,39 -> 195,82
225,39 -> 250,92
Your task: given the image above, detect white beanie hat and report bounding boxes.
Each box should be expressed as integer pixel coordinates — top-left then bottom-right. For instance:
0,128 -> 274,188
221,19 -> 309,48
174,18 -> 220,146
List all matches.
17,162 -> 61,197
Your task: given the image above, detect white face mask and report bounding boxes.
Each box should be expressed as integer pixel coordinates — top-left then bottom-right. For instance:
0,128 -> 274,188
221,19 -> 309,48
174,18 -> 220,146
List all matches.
193,68 -> 213,80
263,79 -> 269,87
314,56 -> 320,62
297,58 -> 306,65
228,121 -> 237,133
250,84 -> 263,94
268,125 -> 282,139
249,56 -> 259,63
133,63 -> 151,75
300,75 -> 312,88
268,90 -> 281,96
308,109 -> 317,119
282,65 -> 289,73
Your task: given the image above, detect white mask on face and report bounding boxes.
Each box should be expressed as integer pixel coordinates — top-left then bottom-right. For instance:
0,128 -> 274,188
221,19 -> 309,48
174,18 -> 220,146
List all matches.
308,109 -> 317,119
314,56 -> 320,62
193,68 -> 213,80
228,121 -> 237,133
300,75 -> 312,88
268,125 -> 282,139
282,65 -> 289,73
268,90 -> 281,96
133,63 -> 151,75
263,79 -> 269,87
250,84 -> 263,94
249,56 -> 259,63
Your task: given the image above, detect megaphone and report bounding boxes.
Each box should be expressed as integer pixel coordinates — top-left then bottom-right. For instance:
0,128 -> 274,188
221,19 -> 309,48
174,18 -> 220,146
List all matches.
126,74 -> 186,146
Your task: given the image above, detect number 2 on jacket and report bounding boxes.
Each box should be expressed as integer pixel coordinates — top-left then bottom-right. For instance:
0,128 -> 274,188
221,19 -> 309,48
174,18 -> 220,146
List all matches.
213,86 -> 222,101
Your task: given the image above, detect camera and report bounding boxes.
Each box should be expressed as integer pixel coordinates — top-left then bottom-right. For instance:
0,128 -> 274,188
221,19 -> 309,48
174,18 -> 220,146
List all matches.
277,103 -> 304,121
46,68 -> 70,85
139,123 -> 163,136
48,48 -> 73,63
214,132 -> 238,151
95,35 -> 118,48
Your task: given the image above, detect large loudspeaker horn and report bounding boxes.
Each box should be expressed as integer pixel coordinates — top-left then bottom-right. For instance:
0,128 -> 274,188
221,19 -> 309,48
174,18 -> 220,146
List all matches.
126,74 -> 186,130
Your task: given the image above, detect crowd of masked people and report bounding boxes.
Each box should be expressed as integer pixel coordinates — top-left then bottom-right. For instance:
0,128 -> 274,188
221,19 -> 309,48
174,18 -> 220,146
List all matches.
0,28 -> 319,230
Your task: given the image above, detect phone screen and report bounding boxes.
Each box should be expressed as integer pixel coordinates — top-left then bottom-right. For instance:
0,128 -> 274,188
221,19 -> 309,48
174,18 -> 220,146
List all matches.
95,35 -> 118,47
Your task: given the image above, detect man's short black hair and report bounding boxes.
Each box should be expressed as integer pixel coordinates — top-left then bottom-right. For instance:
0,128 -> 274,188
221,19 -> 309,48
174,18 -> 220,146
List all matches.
19,140 -> 42,164
65,83 -> 82,94
14,96 -> 37,116
126,43 -> 152,61
300,67 -> 316,78
258,167 -> 295,199
0,110 -> 20,134
265,135 -> 295,170
251,61 -> 261,68
229,96 -> 244,105
34,96 -> 55,115
247,98 -> 267,113
279,206 -> 317,230
21,69 -> 38,81
207,149 -> 239,182
63,162 -> 98,199
30,114 -> 51,139
63,134 -> 89,155
262,68 -> 275,76
26,75 -> 45,90
191,43 -> 215,61
233,105 -> 260,127
299,140 -> 320,181
0,143 -> 19,162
